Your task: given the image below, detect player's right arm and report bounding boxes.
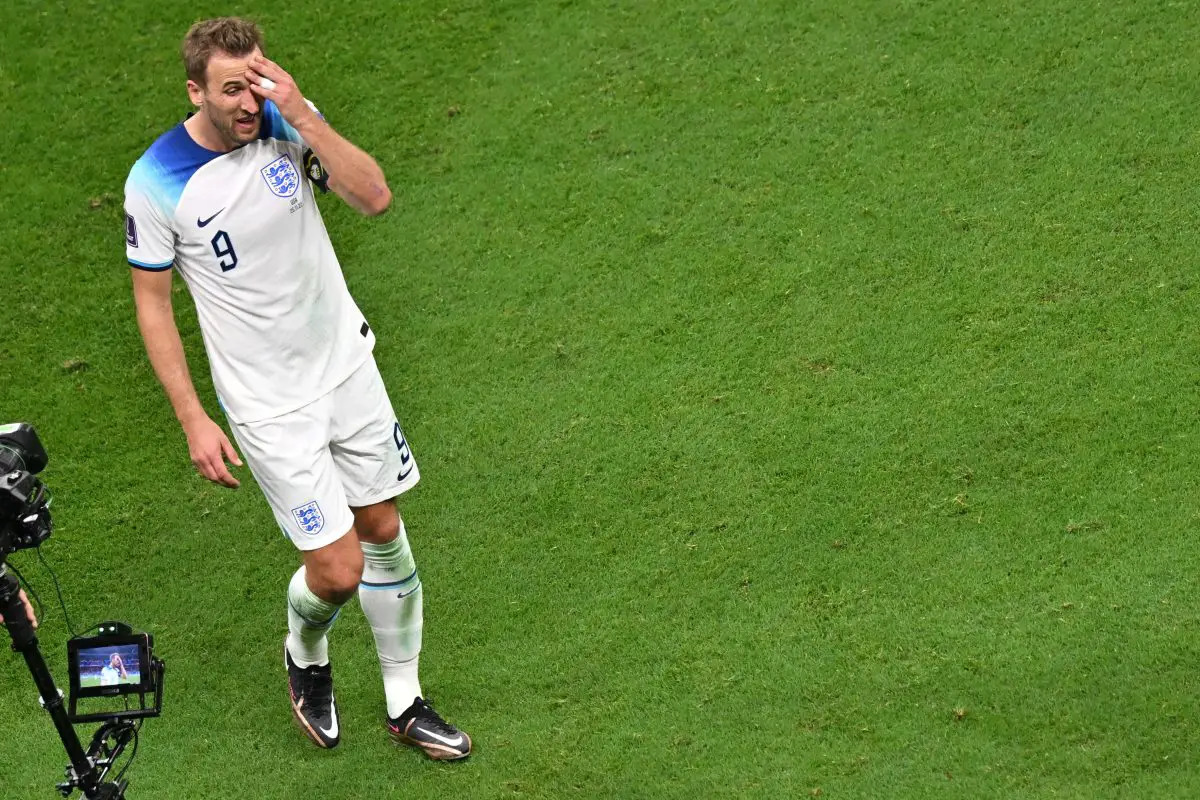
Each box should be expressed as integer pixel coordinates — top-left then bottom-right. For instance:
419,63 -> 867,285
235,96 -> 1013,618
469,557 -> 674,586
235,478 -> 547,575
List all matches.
126,156 -> 242,489
130,269 -> 242,489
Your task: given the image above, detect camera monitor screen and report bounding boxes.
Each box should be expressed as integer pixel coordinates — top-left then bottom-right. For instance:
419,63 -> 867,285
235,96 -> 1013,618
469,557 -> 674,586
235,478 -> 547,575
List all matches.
78,644 -> 142,690
67,632 -> 159,723
68,633 -> 151,699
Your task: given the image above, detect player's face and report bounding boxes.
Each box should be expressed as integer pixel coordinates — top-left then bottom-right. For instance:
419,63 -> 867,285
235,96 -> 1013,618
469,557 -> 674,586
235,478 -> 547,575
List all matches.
110,654 -> 120,667
189,47 -> 264,149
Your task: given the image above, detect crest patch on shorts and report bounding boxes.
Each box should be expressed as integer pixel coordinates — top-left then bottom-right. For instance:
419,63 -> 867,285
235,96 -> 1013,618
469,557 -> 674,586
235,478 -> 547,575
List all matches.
291,501 -> 325,535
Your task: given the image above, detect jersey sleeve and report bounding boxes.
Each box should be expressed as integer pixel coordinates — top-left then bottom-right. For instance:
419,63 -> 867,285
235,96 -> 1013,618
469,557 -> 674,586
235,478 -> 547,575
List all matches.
124,160 -> 175,271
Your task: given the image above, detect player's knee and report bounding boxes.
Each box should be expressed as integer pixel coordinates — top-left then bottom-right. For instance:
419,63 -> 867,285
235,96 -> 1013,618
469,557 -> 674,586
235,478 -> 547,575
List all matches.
355,504 -> 400,544
307,548 -> 364,603
320,563 -> 363,603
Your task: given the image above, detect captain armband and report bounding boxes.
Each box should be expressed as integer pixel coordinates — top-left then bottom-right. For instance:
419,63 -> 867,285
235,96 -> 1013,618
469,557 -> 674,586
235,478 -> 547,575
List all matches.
303,148 -> 331,193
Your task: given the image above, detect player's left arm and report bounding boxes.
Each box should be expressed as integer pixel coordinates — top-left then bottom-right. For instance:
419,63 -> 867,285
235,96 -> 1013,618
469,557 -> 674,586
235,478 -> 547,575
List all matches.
246,55 -> 391,216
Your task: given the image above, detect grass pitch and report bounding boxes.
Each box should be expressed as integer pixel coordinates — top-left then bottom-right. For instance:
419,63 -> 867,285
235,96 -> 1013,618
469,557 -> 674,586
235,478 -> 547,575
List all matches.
4,1 -> 1200,797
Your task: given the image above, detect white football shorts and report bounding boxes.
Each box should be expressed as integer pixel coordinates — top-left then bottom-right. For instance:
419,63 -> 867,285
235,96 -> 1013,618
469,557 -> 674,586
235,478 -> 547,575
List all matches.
228,356 -> 420,551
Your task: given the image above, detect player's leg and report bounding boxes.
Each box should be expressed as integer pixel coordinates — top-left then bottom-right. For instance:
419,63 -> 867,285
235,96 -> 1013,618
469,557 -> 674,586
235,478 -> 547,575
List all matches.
355,501 -> 469,760
278,525 -> 365,749
290,526 -> 364,664
329,356 -> 422,718
229,402 -> 355,749
330,357 -> 471,760
353,500 -> 423,712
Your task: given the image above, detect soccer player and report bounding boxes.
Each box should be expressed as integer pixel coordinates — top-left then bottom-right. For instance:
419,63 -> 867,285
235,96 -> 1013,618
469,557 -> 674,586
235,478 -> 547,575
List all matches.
122,17 -> 470,759
99,653 -> 129,687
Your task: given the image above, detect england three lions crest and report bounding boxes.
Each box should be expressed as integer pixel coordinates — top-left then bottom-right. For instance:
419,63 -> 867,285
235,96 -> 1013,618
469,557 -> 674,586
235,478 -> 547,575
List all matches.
291,501 -> 324,535
261,154 -> 300,198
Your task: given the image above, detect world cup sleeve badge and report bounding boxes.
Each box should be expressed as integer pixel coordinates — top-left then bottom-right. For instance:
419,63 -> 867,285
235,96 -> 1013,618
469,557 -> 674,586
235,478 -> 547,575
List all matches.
261,154 -> 300,198
291,501 -> 324,535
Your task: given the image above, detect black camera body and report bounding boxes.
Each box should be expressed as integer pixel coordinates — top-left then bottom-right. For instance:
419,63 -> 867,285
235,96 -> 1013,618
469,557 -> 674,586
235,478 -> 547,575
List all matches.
0,422 -> 53,560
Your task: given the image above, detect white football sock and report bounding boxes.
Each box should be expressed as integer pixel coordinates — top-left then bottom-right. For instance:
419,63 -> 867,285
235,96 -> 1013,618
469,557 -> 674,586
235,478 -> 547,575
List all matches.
286,565 -> 340,668
359,521 -> 423,718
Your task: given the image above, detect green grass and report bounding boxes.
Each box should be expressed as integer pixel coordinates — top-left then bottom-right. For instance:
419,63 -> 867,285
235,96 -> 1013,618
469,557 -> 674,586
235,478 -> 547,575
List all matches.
78,676 -> 139,689
4,0 -> 1200,797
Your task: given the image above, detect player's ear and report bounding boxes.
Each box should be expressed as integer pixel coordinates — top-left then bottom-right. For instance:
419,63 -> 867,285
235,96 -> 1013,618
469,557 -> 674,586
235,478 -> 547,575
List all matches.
186,79 -> 205,107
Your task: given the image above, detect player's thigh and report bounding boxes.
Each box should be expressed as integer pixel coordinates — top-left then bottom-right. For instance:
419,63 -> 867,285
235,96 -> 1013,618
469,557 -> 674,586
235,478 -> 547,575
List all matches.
228,404 -> 354,552
329,357 -> 420,509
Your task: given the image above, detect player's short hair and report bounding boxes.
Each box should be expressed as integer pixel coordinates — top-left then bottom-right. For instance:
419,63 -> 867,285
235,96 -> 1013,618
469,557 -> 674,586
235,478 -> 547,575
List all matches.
181,17 -> 265,85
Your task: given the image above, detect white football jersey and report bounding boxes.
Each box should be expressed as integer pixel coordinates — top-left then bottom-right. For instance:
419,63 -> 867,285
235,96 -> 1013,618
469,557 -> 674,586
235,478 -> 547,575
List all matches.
123,101 -> 374,424
99,665 -> 120,686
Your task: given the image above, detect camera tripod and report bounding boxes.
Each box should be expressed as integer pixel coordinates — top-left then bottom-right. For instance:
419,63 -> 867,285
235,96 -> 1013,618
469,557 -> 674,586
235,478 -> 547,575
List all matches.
1,565 -> 134,799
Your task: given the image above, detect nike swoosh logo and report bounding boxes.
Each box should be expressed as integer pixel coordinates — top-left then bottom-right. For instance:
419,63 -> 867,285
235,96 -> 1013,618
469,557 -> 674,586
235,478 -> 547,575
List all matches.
197,209 -> 225,228
415,726 -> 463,747
319,697 -> 339,739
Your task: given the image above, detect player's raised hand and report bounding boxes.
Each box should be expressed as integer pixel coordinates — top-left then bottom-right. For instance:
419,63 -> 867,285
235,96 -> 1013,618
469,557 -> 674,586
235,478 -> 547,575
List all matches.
184,414 -> 243,488
246,55 -> 319,131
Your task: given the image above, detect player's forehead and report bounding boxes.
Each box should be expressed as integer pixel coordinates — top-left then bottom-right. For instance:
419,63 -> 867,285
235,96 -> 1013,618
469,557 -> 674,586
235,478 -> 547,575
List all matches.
205,46 -> 262,88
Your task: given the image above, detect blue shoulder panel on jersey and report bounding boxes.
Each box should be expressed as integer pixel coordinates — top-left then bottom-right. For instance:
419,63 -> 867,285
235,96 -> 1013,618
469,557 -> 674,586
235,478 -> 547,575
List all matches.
259,99 -> 326,145
129,124 -> 224,215
260,100 -> 304,144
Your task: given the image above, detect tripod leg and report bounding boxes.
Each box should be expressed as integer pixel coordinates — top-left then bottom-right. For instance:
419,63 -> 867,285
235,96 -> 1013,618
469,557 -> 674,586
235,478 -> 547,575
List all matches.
0,570 -> 105,797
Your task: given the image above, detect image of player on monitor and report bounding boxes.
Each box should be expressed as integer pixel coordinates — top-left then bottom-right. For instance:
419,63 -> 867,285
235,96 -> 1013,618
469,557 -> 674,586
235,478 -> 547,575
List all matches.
80,645 -> 141,688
